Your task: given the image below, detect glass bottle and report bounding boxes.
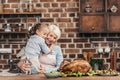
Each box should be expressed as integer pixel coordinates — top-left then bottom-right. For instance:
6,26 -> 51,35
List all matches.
94,63 -> 99,72
85,4 -> 92,13
5,24 -> 11,32
19,0 -> 23,13
18,23 -> 22,32
28,0 -> 34,12
8,59 -> 13,71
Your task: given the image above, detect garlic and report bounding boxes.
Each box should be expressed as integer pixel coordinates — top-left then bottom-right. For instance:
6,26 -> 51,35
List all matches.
98,47 -> 103,53
105,46 -> 110,53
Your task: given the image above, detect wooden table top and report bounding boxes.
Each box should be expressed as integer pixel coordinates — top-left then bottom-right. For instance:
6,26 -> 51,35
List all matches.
0,74 -> 120,80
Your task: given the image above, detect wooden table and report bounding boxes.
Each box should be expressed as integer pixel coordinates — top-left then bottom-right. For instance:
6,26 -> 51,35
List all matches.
0,74 -> 120,80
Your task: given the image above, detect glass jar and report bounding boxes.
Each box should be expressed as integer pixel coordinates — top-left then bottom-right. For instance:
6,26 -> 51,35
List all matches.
85,4 -> 92,13
28,0 -> 34,12
5,24 -> 11,32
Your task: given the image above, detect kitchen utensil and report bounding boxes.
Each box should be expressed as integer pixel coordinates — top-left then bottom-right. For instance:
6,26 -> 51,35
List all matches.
88,52 -> 94,62
82,52 -> 88,61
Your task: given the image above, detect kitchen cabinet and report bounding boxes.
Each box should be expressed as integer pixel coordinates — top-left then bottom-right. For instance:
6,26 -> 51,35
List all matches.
79,0 -> 120,33
107,0 -> 120,32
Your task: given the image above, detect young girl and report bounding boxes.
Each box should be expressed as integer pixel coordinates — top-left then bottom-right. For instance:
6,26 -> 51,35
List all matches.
25,23 -> 52,74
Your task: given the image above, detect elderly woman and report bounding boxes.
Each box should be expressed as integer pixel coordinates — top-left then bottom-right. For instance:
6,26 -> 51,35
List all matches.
17,24 -> 63,74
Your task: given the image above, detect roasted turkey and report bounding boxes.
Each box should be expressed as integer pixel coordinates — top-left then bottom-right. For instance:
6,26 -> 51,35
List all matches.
59,59 -> 92,74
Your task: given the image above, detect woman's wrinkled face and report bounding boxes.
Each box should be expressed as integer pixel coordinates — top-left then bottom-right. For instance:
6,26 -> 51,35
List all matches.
45,32 -> 58,45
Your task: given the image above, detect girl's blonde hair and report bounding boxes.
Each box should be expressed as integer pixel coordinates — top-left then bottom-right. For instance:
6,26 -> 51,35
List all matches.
48,24 -> 61,40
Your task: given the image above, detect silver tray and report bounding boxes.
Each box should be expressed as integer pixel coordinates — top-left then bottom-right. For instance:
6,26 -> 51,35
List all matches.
96,73 -> 119,76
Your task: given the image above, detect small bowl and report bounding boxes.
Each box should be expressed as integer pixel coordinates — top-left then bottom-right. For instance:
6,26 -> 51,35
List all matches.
44,72 -> 61,78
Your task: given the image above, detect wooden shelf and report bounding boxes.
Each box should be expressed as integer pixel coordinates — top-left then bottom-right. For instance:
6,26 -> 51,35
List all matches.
108,13 -> 120,16
80,13 -> 105,15
79,0 -> 120,33
0,12 -> 41,15
0,31 -> 28,34
0,38 -> 27,44
0,12 -> 41,18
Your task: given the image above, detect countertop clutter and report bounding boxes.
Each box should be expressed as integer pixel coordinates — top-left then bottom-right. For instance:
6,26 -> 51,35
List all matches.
0,74 -> 120,80
0,69 -> 119,80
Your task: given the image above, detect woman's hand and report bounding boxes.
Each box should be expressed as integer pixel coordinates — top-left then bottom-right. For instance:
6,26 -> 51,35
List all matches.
17,59 -> 31,72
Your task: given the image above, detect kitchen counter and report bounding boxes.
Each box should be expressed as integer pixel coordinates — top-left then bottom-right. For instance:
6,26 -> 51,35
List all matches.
0,74 -> 120,80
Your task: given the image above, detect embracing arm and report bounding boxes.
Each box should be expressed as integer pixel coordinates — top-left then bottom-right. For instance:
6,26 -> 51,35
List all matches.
25,35 -> 50,56
44,46 -> 63,72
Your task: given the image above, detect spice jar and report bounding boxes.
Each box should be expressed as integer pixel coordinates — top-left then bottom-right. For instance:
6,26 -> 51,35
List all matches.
19,0 -> 23,13
85,4 -> 92,13
28,0 -> 34,12
8,59 -> 13,71
18,23 -> 22,32
4,24 -> 11,32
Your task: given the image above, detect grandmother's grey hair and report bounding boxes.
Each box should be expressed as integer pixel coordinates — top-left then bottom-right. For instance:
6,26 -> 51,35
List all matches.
48,24 -> 61,40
